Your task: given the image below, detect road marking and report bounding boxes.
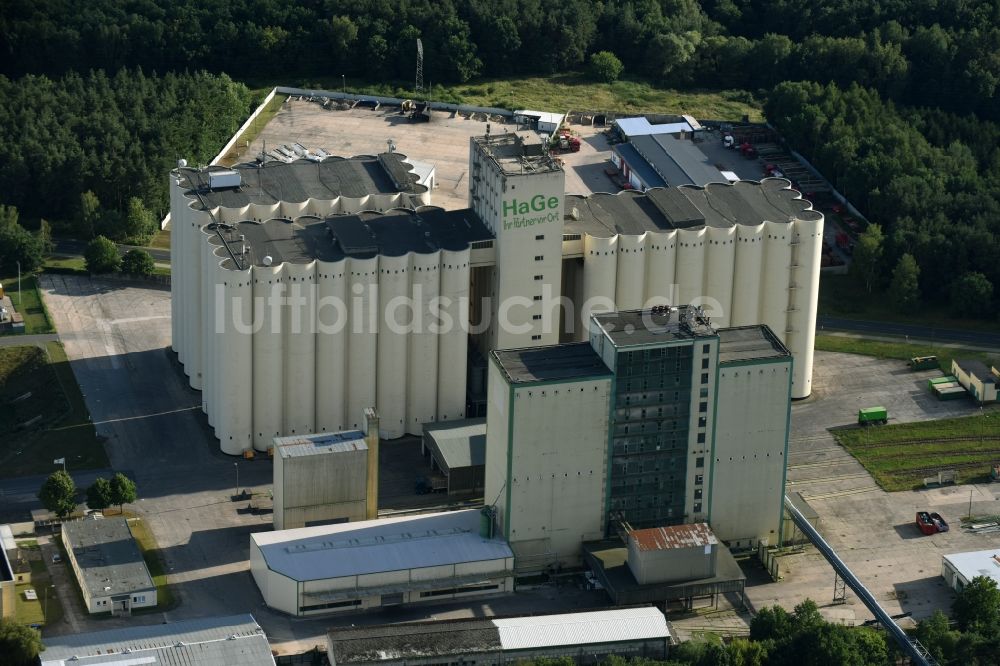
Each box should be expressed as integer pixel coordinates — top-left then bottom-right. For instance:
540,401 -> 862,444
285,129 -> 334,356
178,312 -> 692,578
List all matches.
787,472 -> 872,485
803,486 -> 882,501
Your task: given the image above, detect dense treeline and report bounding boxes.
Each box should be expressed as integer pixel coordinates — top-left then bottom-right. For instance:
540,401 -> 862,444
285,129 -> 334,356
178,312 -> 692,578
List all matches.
0,69 -> 252,240
2,0 -> 999,120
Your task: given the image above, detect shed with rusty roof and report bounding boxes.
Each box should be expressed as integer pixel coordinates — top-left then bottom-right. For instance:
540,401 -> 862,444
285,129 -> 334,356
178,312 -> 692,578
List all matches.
627,523 -> 719,584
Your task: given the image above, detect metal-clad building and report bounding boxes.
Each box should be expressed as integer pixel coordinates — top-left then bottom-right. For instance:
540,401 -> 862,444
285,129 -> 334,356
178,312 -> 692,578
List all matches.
941,549 -> 1000,593
61,517 -> 157,615
250,509 -> 514,617
951,359 -> 998,403
40,613 -> 275,666
327,607 -> 671,665
272,431 -> 370,530
422,418 -> 486,495
627,524 -> 718,584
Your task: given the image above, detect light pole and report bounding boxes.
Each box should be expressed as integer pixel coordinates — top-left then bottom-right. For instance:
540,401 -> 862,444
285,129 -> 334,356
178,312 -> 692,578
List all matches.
342,74 -> 346,96
234,462 -> 239,498
16,260 -> 21,305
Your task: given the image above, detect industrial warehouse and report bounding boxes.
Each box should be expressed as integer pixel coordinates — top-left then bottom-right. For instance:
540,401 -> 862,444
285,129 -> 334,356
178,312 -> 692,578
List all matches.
170,125 -> 822,452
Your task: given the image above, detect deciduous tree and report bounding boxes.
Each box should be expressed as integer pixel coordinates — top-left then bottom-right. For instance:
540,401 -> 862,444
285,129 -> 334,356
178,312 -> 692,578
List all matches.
39,470 -> 76,519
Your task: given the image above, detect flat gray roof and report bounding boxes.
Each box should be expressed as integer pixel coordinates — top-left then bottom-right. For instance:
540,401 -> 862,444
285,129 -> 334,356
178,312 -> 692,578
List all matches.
592,307 -> 716,348
61,517 -> 155,600
492,342 -> 612,385
424,418 -> 486,471
252,509 -> 512,582
630,134 -> 724,187
471,132 -> 562,176
955,359 -> 997,384
717,326 -> 790,364
274,430 -> 367,459
613,143 -> 666,188
564,178 -> 822,237
177,153 -> 426,209
216,206 -> 493,268
40,614 -> 275,666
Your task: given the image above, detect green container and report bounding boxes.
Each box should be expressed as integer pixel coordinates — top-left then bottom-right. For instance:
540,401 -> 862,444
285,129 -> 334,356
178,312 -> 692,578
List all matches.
858,406 -> 888,424
928,376 -> 957,388
910,356 -> 939,370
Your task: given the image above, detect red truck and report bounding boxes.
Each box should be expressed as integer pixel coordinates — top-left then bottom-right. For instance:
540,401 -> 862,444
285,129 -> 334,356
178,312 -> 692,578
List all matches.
916,511 -> 938,535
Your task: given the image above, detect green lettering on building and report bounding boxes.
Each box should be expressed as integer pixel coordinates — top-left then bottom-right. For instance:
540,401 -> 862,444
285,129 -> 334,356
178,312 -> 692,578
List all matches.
502,195 -> 561,230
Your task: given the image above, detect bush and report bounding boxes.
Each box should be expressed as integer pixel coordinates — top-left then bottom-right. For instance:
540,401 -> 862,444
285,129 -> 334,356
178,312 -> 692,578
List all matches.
121,249 -> 155,276
84,235 -> 121,274
589,51 -> 624,83
951,271 -> 993,318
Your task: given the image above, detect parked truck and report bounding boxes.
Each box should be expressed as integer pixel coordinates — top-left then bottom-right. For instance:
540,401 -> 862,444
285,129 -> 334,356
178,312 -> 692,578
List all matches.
858,406 -> 888,425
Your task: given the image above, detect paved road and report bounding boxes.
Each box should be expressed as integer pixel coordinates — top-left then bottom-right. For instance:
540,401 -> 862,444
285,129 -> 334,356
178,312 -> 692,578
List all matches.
54,239 -> 171,263
818,316 -> 1000,348
0,333 -> 59,347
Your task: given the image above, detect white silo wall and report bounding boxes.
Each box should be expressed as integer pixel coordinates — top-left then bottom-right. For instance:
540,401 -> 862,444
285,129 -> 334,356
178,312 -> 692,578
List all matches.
787,213 -> 825,398
220,204 -> 249,225
643,230 -> 677,307
406,251 -> 441,432
614,235 -> 646,311
675,227 -> 706,307
169,174 -> 182,355
437,248 -> 470,422
281,200 -> 308,220
200,226 -> 218,422
341,195 -> 370,214
252,264 -> 285,451
347,256 -> 379,431
315,259 -> 348,432
282,261 -> 317,436
312,199 -> 336,218
580,235 -> 618,341
186,208 -> 211,390
703,225 -> 736,327
250,202 -> 280,224
218,262 -> 253,454
731,222 -> 765,326
376,254 -> 411,438
760,220 -> 791,346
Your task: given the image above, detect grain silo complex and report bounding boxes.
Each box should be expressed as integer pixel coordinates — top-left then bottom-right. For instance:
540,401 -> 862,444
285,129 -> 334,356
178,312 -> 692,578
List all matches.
170,130 -> 823,453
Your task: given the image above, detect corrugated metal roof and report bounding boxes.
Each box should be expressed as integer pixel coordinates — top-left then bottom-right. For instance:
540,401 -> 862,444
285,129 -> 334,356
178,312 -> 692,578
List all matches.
273,430 -> 367,458
514,109 -> 564,126
493,607 -> 670,649
943,549 -> 1000,586
629,523 -> 718,551
40,614 -> 275,666
615,117 -> 692,137
425,418 -> 487,470
614,143 -> 666,189
253,510 -> 512,582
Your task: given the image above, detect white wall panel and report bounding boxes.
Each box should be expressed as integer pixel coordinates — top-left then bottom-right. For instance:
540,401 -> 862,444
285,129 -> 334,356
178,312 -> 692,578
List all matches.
283,261 -> 317,436
437,248 -> 470,422
760,220 -> 791,347
643,230 -> 676,307
704,225 -> 736,327
615,234 -> 645,311
315,259 -> 348,432
347,257 -> 378,430
218,260 -> 253,454
787,213 -> 824,398
580,235 -> 617,340
252,264 -> 285,450
731,223 -> 765,326
377,255 -> 410,438
675,227 -> 706,307
406,252 -> 440,432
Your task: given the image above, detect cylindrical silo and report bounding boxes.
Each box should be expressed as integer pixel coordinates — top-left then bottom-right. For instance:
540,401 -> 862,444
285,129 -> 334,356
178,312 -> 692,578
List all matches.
615,234 -> 646,311
675,227 -> 706,308
731,222 -> 765,326
252,263 -> 285,450
703,224 -> 736,327
759,220 -> 791,346
407,251 -> 440,433
282,261 -> 317,436
200,226 -> 217,422
437,248 -> 470,422
281,200 -> 308,220
169,173 -> 183,356
315,259 -> 348,432
580,234 -> 618,340
644,230 -> 677,307
787,211 -> 825,398
347,256 -> 379,431
217,261 -> 254,454
186,208 -> 211,390
377,254 -> 410,439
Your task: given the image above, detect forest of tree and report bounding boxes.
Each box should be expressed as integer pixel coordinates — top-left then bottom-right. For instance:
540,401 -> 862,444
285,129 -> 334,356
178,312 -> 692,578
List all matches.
1,0 -> 999,310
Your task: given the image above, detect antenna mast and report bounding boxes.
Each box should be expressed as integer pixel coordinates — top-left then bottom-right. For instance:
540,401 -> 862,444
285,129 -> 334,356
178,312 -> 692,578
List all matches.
415,38 -> 424,93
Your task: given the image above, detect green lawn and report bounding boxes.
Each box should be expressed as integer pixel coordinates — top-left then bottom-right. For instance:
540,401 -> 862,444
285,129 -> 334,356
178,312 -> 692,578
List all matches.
245,74 -> 762,121
814,335 -> 996,375
218,92 -> 289,167
14,558 -> 63,626
834,412 -> 1000,491
0,342 -> 108,478
0,275 -> 54,334
126,516 -> 175,610
148,228 -> 171,250
42,256 -> 87,275
819,273 -> 1000,334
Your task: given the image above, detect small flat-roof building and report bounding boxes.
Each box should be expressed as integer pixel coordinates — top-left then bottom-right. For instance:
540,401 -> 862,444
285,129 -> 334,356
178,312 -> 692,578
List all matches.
40,613 -> 276,666
513,109 -> 565,135
422,417 -> 487,495
951,359 -> 997,404
613,117 -> 693,140
61,517 -> 156,615
272,430 -> 371,530
628,523 -> 719,584
250,509 -> 514,616
942,549 -> 1000,593
612,133 -> 724,191
327,607 -> 672,665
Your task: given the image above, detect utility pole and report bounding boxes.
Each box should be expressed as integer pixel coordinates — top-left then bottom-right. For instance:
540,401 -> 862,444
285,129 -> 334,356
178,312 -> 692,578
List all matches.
16,260 -> 21,305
